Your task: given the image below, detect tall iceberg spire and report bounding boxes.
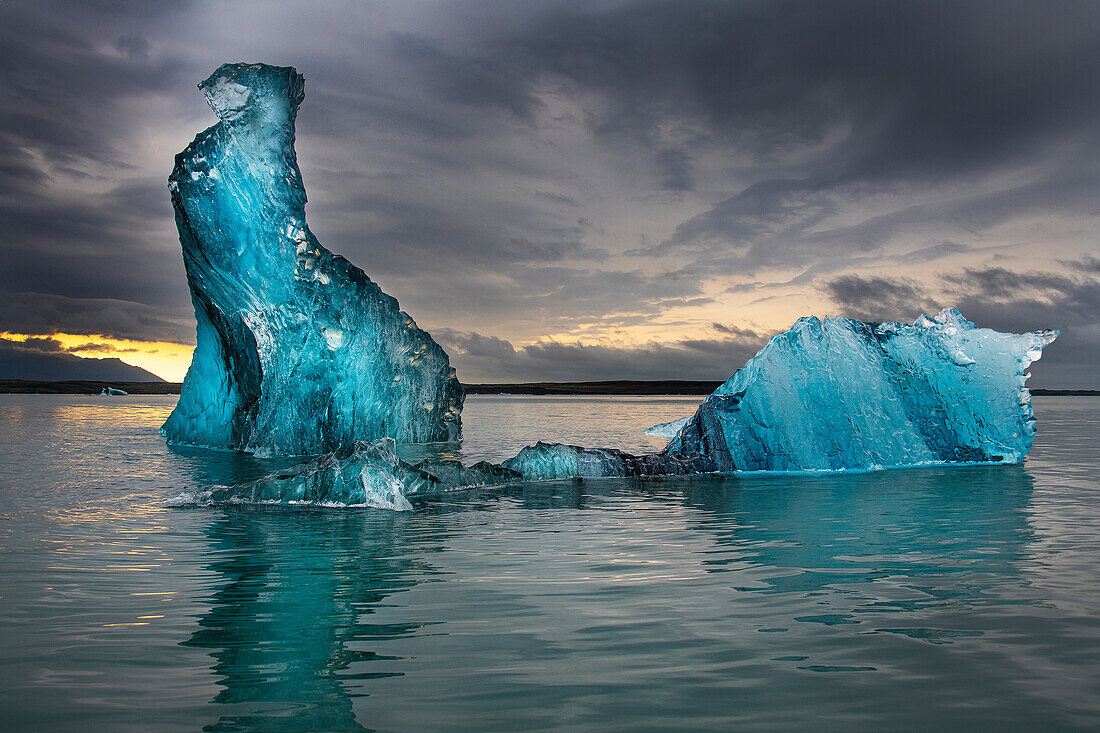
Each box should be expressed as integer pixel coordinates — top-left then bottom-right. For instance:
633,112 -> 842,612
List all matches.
162,63 -> 463,455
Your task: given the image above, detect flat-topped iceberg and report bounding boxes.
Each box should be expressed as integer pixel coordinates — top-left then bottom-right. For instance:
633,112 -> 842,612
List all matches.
161,63 -> 462,456
664,308 -> 1057,472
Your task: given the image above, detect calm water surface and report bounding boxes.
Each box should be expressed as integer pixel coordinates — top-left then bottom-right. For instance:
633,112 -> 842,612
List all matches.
0,394 -> 1098,731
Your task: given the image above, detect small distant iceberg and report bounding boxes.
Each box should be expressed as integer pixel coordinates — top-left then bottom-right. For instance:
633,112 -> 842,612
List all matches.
100,386 -> 128,396
644,417 -> 690,438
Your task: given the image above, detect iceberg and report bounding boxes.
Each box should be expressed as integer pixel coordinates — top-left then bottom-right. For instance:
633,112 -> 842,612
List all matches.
448,306 -> 1057,482
664,308 -> 1057,472
643,417 -> 690,438
166,308 -> 1057,511
153,65 -> 1058,501
161,63 -> 462,456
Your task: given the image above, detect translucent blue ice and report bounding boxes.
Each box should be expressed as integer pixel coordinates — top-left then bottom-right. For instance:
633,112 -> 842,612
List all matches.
166,438 -> 438,511
165,438 -> 715,510
501,442 -> 715,479
161,64 -> 463,456
167,308 -> 1056,510
665,308 -> 1057,472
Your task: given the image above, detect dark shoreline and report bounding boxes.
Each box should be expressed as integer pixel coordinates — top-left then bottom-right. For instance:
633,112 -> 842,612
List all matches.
0,380 -> 181,394
1,379 -> 1096,397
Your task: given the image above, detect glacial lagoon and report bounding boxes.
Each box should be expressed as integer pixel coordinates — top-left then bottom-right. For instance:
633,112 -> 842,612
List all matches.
1,394 -> 1099,730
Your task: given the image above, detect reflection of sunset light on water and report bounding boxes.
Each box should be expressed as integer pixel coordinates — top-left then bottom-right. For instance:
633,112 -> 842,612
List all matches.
39,495 -> 182,628
1,393 -> 1099,730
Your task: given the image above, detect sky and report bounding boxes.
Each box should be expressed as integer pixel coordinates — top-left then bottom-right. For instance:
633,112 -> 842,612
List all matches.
1,0 -> 1097,386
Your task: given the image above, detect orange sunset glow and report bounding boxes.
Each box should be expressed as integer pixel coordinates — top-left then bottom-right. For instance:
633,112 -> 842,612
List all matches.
1,333 -> 194,382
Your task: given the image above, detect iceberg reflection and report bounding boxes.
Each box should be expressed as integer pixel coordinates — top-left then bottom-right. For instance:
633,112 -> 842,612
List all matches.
183,510 -> 444,731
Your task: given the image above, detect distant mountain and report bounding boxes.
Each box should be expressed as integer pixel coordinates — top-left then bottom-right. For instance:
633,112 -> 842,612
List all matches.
0,344 -> 164,382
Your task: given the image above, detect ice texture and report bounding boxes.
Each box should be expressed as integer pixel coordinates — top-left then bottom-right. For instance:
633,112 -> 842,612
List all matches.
664,308 -> 1057,472
166,438 -> 439,511
161,63 -> 462,455
166,439 -> 715,510
502,442 -> 715,480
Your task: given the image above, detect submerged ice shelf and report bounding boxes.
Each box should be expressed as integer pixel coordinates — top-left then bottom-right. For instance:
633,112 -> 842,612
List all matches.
168,438 -> 717,511
161,63 -> 462,456
170,309 -> 1057,511
168,439 -> 432,511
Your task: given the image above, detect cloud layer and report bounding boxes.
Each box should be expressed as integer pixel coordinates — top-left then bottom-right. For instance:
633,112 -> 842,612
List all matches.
1,1 -> 1096,384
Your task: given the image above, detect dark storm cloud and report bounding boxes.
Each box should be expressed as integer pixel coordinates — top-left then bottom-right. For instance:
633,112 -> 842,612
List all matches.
647,160 -> 1100,279
822,275 -> 931,323
711,323 -> 764,339
894,243 -> 972,266
386,32 -> 541,123
1,0 -> 1097,382
0,292 -> 194,345
0,336 -> 66,354
0,0 -> 195,331
417,0 -> 1100,189
819,266 -> 1100,387
1062,256 -> 1100,276
67,342 -> 138,354
0,177 -> 185,305
391,265 -> 710,335
434,327 -> 768,383
466,0 -> 1100,290
310,181 -> 607,279
0,3 -> 191,172
944,267 -> 1100,325
945,267 -> 1100,388
114,35 -> 151,62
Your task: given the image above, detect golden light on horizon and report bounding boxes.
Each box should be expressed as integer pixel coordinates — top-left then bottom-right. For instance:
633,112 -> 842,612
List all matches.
1,332 -> 194,383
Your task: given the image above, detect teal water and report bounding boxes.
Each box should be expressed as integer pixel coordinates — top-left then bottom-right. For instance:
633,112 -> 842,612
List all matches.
0,394 -> 1098,731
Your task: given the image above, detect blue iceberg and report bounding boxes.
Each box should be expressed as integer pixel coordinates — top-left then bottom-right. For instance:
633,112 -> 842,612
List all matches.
501,307 -> 1057,480
167,308 -> 1057,510
156,63 -> 1058,504
161,63 -> 462,456
664,308 -> 1057,472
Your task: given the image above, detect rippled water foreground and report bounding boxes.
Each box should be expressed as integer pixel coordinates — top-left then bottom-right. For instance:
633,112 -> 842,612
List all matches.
0,394 -> 1098,731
